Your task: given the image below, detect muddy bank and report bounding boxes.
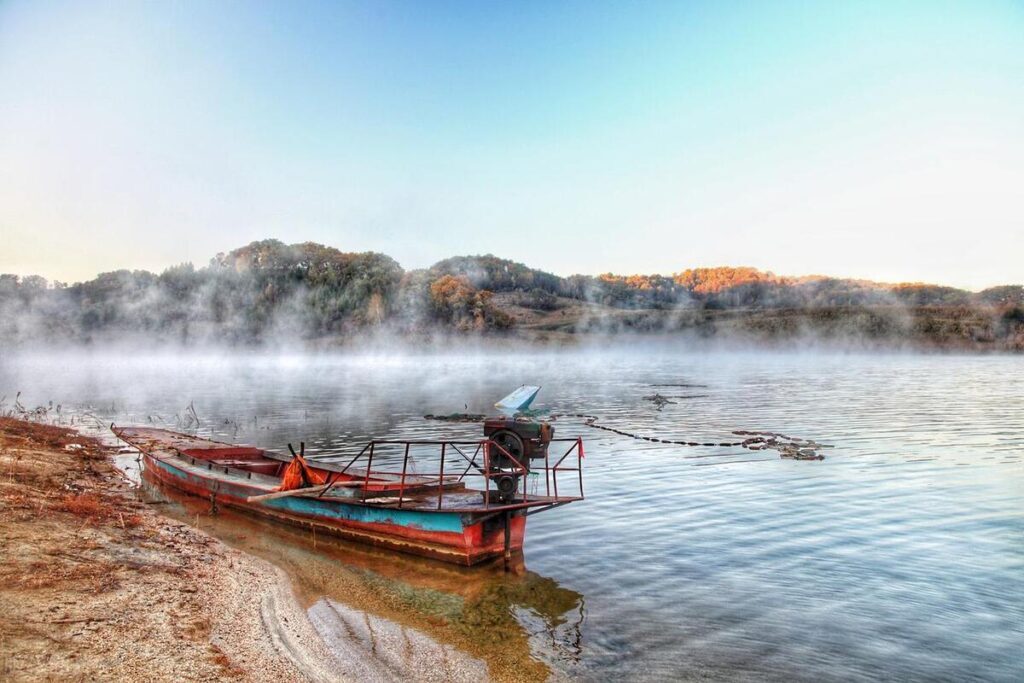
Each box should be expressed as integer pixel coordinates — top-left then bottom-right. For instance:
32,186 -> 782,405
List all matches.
0,417 -> 341,682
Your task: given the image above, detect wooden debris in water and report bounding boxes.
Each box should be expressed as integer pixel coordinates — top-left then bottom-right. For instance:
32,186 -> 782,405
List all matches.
642,393 -> 676,410
422,413 -> 487,422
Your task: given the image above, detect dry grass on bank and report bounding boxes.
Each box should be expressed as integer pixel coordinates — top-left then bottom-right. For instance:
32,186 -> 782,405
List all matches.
0,418 -> 318,682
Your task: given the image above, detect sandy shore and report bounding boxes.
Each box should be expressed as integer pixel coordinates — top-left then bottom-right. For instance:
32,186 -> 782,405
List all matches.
0,417 -> 342,682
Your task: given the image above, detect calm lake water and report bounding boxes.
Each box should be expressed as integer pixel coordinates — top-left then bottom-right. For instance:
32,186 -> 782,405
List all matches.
2,348 -> 1022,681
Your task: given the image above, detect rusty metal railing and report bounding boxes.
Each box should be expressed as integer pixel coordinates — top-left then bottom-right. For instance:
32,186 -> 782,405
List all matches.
312,437 -> 584,511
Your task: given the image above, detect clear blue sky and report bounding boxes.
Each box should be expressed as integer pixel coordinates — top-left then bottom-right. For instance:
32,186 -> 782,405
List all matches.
1,0 -> 1022,288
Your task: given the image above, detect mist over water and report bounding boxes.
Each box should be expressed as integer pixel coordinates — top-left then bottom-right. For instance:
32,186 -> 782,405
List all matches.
2,348 -> 1022,681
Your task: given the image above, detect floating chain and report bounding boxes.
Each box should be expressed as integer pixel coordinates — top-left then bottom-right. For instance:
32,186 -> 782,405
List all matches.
423,412 -> 830,460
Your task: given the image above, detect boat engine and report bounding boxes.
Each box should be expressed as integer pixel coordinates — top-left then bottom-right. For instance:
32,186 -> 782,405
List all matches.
483,417 -> 554,503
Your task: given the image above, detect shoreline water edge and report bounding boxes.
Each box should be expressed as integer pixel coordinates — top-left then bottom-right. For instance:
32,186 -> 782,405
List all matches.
0,417 -> 490,682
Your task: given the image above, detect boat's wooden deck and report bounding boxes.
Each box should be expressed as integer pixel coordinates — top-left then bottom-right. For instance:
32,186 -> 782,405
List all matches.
116,426 -> 443,485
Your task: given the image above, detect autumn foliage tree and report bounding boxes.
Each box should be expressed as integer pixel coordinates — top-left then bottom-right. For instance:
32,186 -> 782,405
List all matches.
673,267 -> 775,294
428,275 -> 511,331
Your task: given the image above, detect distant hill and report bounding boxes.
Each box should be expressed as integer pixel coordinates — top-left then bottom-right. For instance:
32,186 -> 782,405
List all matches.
1,240 -> 1022,350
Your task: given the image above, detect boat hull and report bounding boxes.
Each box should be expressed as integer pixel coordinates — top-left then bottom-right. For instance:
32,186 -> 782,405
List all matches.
140,450 -> 527,565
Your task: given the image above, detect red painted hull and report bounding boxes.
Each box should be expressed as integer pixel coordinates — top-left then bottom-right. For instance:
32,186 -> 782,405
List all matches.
139,449 -> 527,566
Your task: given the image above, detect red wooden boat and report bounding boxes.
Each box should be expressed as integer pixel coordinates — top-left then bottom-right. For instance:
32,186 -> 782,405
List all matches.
113,417 -> 583,566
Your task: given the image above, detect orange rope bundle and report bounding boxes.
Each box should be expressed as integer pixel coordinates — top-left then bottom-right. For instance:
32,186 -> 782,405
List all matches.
277,453 -> 326,491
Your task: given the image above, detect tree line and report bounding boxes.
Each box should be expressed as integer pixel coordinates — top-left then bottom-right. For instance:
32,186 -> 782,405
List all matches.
1,239 -> 1021,345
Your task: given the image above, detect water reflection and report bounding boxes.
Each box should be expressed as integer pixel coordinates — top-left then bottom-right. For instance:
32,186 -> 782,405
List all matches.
3,349 -> 1023,681
141,480 -> 585,682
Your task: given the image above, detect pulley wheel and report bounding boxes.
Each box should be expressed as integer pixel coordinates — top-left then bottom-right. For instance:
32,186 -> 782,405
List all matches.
494,474 -> 518,502
489,429 -> 525,465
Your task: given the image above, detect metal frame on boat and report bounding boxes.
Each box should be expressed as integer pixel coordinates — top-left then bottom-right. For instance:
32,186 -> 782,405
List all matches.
334,436 -> 584,512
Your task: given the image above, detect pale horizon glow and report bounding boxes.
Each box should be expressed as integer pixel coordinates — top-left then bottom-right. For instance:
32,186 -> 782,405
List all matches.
1,1 -> 1022,289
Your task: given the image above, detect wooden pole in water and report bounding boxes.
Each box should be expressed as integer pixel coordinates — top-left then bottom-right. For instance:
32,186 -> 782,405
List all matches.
503,510 -> 512,570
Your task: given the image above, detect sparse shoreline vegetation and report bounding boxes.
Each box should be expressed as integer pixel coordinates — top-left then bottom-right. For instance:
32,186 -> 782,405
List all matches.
0,417 -> 333,680
1,239 -> 1022,351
